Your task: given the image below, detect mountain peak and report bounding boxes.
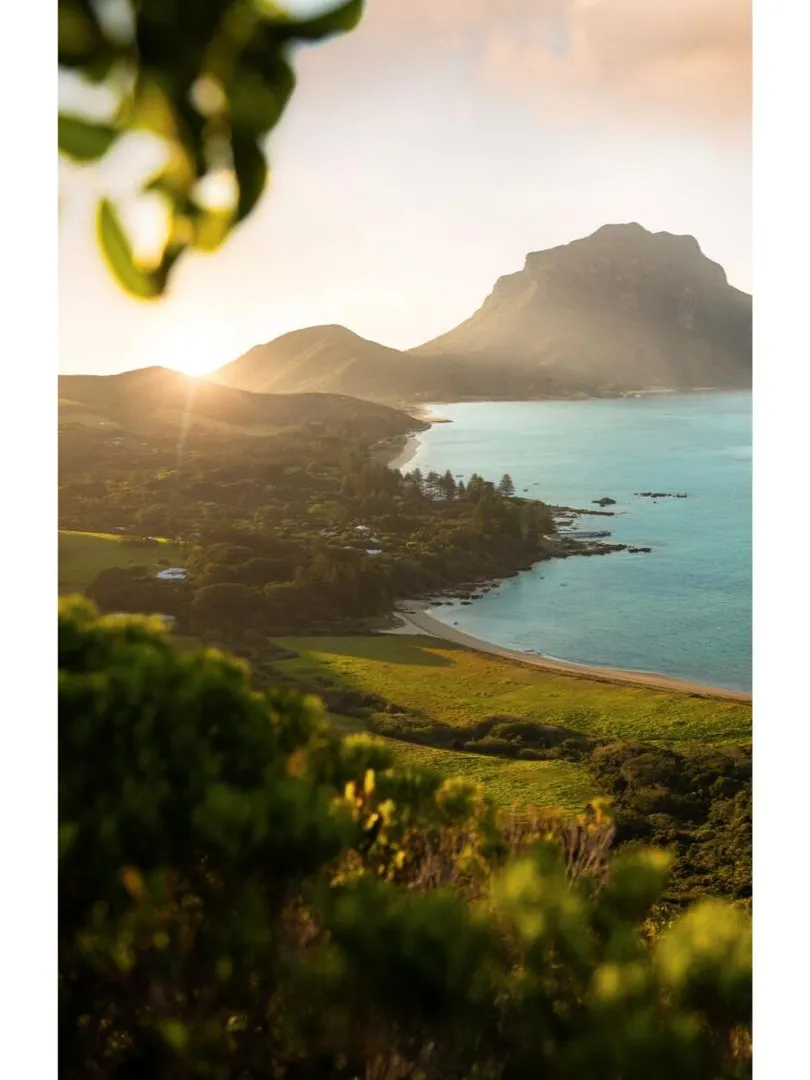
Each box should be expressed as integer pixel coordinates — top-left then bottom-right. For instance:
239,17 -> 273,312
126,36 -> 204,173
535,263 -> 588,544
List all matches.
590,221 -> 650,238
410,224 -> 749,394
265,324 -> 362,347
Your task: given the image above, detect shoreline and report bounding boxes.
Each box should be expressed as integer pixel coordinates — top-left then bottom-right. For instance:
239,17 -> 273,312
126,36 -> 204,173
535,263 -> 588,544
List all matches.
400,387 -> 747,406
380,394 -> 750,704
386,433 -> 424,471
383,604 -> 751,704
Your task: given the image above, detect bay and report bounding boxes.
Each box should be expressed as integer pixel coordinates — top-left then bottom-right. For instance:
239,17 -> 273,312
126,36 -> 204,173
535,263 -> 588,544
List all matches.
407,392 -> 752,692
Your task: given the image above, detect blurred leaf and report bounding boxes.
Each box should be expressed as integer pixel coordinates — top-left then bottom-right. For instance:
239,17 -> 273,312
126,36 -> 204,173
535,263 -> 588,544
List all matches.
97,199 -> 163,299
120,865 -> 146,901
58,0 -> 106,66
129,82 -> 180,140
59,0 -> 365,298
276,0 -> 365,41
231,135 -> 268,222
159,1019 -> 189,1054
229,65 -> 293,135
58,114 -> 119,162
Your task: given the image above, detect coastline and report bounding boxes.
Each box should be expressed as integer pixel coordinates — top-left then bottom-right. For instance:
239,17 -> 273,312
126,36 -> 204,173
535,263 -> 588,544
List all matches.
386,433 -> 424,471
396,386 -> 747,409
384,603 -> 751,704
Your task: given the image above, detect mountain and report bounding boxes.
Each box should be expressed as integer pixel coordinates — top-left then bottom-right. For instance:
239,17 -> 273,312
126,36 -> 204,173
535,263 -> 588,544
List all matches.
214,224 -> 751,402
58,367 -> 425,440
412,223 -> 751,396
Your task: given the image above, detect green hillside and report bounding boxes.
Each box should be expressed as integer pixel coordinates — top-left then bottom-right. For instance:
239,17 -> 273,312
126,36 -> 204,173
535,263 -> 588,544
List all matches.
277,634 -> 752,747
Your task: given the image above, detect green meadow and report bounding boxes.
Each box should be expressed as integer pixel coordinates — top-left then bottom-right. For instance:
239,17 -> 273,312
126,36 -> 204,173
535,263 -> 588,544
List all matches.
273,634 -> 751,810
277,634 -> 752,747
58,530 -> 185,593
376,738 -> 595,812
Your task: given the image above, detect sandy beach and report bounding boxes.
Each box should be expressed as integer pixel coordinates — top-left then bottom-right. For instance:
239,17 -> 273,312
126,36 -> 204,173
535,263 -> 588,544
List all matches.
386,434 -> 424,471
384,604 -> 752,704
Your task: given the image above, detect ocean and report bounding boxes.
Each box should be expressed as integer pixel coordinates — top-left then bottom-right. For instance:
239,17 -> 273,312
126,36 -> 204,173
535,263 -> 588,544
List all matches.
406,392 -> 752,692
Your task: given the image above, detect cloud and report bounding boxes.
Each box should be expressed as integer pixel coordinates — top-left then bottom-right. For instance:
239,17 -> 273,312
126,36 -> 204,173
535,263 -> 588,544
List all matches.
307,0 -> 751,137
529,0 -> 751,133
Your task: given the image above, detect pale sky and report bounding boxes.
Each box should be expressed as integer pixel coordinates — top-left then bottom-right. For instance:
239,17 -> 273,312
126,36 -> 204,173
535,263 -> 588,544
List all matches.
58,0 -> 751,376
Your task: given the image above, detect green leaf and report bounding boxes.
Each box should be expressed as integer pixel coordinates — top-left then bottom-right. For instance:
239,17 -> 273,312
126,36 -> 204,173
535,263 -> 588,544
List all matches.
231,136 -> 268,223
58,114 -> 119,162
192,210 -> 233,252
277,0 -> 365,41
229,66 -> 292,136
96,199 -> 162,299
58,1 -> 106,66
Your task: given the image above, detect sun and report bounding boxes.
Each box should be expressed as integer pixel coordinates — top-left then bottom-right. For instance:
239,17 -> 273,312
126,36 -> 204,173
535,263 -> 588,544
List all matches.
170,354 -> 218,378
148,320 -> 232,378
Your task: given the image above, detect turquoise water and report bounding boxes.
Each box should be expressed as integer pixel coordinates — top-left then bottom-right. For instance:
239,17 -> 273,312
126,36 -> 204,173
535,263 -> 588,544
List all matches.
408,393 -> 751,692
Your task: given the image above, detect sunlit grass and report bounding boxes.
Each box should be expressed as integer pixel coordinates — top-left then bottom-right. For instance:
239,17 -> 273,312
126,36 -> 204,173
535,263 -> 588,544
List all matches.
58,530 -> 185,593
278,635 -> 752,747
375,738 -> 594,812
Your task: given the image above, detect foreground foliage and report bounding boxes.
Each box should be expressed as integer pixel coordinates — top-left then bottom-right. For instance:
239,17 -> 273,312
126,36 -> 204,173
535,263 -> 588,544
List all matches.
60,599 -> 751,1078
59,0 -> 364,297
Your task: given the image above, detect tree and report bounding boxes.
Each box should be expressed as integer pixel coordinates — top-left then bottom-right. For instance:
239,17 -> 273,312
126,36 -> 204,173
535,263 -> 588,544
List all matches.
498,472 -> 516,497
58,0 -> 365,298
190,580 -> 263,634
438,469 -> 458,500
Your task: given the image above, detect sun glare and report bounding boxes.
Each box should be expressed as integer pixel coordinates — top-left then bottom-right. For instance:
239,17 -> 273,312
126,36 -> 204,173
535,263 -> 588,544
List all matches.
148,321 -> 232,379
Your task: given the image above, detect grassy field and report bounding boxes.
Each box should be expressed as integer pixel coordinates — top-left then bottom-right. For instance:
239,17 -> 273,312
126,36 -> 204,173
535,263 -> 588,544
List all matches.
377,738 -> 595,812
58,530 -> 186,593
277,635 -> 752,747
273,634 -> 751,810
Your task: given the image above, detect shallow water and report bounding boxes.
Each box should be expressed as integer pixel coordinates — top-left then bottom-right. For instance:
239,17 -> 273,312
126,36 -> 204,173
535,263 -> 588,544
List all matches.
407,392 -> 752,692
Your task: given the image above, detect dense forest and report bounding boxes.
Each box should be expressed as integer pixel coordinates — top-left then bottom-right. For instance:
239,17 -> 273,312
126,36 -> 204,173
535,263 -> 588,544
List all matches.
60,417 -> 554,636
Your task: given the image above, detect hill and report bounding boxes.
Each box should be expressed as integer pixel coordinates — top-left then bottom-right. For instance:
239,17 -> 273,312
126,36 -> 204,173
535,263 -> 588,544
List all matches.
212,325 -> 477,404
213,224 -> 751,402
215,325 -> 410,398
58,366 -> 425,440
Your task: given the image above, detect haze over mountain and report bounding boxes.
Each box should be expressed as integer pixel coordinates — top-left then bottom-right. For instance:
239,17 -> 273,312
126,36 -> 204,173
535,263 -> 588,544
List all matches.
59,367 -> 424,440
215,224 -> 752,403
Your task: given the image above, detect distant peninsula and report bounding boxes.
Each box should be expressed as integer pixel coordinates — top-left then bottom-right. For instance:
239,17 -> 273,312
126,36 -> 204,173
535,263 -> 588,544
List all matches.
213,223 -> 752,404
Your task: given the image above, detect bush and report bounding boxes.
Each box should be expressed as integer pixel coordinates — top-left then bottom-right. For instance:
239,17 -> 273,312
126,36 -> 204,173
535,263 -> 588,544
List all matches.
464,735 -> 519,757
59,599 -> 752,1079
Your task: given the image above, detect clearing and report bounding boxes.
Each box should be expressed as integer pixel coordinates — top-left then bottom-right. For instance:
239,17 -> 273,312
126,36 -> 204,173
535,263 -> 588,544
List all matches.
58,530 -> 185,593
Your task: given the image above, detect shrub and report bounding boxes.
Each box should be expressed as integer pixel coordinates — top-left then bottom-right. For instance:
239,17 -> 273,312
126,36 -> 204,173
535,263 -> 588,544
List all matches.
59,599 -> 751,1079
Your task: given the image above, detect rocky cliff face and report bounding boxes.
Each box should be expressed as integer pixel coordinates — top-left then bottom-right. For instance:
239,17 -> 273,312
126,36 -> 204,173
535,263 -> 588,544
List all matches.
411,223 -> 752,396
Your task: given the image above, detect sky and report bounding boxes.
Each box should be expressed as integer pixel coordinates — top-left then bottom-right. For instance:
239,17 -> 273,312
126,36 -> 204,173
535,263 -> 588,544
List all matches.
58,0 -> 751,376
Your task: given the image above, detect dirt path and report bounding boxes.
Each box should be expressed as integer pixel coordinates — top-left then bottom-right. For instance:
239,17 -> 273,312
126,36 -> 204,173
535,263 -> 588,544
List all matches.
384,605 -> 752,704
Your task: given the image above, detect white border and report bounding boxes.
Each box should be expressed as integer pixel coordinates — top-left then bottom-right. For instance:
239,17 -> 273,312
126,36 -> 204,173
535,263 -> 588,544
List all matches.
0,2 -> 800,1074
752,0 -> 810,1071
0,1 -> 58,1075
